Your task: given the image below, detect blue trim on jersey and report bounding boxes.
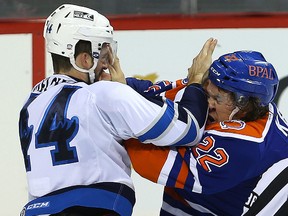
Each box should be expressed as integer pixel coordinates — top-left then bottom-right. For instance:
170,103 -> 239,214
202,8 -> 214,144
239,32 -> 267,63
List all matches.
22,187 -> 134,216
138,99 -> 175,142
183,149 -> 196,192
161,189 -> 208,216
170,120 -> 197,146
166,153 -> 185,187
126,77 -> 153,94
178,84 -> 208,128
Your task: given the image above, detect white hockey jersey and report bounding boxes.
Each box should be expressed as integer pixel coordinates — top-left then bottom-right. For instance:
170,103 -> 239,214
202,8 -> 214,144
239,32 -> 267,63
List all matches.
19,75 -> 208,216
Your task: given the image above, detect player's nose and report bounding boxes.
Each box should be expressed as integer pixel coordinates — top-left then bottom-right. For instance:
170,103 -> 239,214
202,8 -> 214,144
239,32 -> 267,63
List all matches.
208,97 -> 216,109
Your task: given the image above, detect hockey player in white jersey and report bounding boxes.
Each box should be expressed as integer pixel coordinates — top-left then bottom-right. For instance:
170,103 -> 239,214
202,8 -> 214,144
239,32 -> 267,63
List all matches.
18,4 -> 215,216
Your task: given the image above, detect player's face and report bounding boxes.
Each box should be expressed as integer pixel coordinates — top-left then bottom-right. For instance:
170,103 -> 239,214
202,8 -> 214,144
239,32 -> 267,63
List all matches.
204,80 -> 235,124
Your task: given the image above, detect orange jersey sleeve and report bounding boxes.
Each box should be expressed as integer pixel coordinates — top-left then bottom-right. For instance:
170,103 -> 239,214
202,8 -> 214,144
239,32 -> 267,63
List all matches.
124,78 -> 191,188
125,138 -> 191,189
125,139 -> 168,183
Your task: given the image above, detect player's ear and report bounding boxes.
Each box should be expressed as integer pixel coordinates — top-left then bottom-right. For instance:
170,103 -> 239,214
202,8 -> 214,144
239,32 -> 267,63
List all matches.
76,52 -> 93,70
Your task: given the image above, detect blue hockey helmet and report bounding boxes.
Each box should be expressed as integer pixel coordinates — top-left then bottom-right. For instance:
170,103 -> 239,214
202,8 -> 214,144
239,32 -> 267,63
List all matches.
208,51 -> 279,106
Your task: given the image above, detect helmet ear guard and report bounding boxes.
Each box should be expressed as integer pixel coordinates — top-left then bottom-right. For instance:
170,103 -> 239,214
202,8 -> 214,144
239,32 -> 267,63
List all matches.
235,94 -> 249,108
43,4 -> 117,83
208,51 -> 279,106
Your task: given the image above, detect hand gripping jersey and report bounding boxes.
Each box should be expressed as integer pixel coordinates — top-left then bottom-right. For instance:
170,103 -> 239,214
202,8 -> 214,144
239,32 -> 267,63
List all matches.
125,78 -> 288,215
18,75 -> 208,216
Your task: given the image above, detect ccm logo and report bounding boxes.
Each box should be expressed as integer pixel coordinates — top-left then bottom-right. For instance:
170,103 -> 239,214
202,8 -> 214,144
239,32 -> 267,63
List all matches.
210,66 -> 220,76
27,202 -> 50,209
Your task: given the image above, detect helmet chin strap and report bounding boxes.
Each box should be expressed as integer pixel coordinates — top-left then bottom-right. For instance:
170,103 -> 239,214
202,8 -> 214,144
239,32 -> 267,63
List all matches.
229,106 -> 240,120
69,56 -> 97,83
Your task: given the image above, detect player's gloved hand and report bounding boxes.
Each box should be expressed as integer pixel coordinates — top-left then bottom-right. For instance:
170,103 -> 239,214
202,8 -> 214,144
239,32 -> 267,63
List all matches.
187,38 -> 218,85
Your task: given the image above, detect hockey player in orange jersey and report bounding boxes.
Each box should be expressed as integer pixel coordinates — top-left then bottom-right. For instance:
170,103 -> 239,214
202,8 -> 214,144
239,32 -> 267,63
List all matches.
124,41 -> 288,215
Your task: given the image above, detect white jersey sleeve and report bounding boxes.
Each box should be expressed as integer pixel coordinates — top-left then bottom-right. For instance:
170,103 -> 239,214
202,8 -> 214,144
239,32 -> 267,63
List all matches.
89,81 -> 207,147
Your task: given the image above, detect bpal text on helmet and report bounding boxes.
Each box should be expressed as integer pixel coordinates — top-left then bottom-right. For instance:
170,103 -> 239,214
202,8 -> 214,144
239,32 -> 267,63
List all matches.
248,65 -> 275,80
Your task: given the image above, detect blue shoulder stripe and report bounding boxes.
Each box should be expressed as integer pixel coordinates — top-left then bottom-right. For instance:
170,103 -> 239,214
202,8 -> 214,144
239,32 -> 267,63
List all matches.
138,99 -> 175,142
171,114 -> 198,146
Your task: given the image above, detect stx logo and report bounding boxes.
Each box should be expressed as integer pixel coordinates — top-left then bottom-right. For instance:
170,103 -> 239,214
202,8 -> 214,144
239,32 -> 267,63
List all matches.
249,65 -> 275,80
